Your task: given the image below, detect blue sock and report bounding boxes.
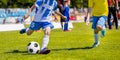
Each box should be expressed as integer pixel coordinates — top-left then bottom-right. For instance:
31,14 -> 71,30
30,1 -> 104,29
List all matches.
64,23 -> 68,31
94,34 -> 99,43
66,22 -> 68,30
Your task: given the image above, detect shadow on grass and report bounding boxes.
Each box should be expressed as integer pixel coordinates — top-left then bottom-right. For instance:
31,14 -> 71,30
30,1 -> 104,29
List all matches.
4,50 -> 49,55
5,50 -> 27,53
4,50 -> 34,55
52,46 -> 93,51
4,47 -> 93,55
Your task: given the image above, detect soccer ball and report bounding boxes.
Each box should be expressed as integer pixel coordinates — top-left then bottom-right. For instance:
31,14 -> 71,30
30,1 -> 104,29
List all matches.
27,41 -> 40,54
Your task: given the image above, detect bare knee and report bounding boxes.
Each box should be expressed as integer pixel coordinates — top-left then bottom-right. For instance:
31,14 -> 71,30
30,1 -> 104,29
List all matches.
44,27 -> 51,36
94,25 -> 103,34
26,29 -> 34,36
44,30 -> 50,36
26,33 -> 32,36
97,25 -> 103,31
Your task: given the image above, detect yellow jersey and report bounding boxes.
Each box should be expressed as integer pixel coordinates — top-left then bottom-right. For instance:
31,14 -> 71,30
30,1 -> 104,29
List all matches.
88,0 -> 108,16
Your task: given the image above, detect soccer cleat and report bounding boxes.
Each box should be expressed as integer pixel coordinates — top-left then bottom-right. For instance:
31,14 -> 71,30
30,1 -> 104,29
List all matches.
64,30 -> 70,32
101,29 -> 106,37
40,48 -> 50,54
20,28 -> 26,34
92,42 -> 100,48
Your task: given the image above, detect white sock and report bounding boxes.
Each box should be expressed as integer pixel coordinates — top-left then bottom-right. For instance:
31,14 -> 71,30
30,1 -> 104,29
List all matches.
26,28 -> 29,33
94,34 -> 99,43
41,35 -> 49,50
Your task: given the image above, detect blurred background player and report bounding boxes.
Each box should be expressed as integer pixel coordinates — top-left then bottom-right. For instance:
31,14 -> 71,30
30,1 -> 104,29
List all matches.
62,0 -> 71,31
86,0 -> 108,47
108,0 -> 119,29
57,0 -> 71,31
20,0 -> 66,54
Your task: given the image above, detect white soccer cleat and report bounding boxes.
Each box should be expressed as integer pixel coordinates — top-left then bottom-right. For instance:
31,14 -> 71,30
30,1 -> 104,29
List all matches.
92,42 -> 100,48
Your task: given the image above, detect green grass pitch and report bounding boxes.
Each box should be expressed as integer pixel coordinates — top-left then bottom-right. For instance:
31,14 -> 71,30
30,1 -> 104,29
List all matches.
0,23 -> 120,60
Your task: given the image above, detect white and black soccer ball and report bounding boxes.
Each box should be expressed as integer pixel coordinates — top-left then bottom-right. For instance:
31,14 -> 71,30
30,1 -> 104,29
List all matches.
27,41 -> 40,54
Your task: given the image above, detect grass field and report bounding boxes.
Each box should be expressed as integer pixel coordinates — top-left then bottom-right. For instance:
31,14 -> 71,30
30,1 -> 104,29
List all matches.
0,22 -> 120,60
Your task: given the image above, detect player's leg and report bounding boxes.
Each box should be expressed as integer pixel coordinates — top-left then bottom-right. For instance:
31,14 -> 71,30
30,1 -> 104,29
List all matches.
97,16 -> 107,37
108,7 -> 112,29
40,22 -> 54,54
112,7 -> 118,29
20,28 -> 34,35
20,21 -> 40,35
92,16 -> 107,47
40,27 -> 51,54
61,19 -> 67,31
92,16 -> 100,47
93,29 -> 100,47
60,21 -> 63,29
93,25 -> 101,47
62,22 -> 66,30
26,28 -> 34,35
64,22 -> 70,32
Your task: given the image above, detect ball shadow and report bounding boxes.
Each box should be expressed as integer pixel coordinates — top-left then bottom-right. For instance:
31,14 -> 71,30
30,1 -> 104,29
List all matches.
4,50 -> 34,55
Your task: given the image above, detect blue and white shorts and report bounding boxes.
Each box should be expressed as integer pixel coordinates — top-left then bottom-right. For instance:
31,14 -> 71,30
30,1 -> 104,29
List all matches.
92,16 -> 107,29
29,21 -> 54,30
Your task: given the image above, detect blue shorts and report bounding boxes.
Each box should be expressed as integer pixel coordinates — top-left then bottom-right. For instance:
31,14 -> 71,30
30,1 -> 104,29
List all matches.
92,16 -> 107,29
29,21 -> 54,30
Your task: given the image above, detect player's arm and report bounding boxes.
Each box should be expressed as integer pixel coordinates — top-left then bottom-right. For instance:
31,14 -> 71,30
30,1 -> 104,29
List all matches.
53,2 -> 66,20
52,13 -> 59,22
24,4 -> 36,20
55,11 -> 66,20
86,0 -> 92,25
86,8 -> 92,25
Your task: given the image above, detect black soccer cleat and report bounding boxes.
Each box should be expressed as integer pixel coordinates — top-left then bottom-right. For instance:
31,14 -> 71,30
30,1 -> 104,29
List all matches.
20,28 -> 26,34
40,48 -> 51,54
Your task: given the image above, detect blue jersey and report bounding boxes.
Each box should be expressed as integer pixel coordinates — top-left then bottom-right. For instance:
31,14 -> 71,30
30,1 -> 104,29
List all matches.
62,5 -> 70,22
34,0 -> 58,22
